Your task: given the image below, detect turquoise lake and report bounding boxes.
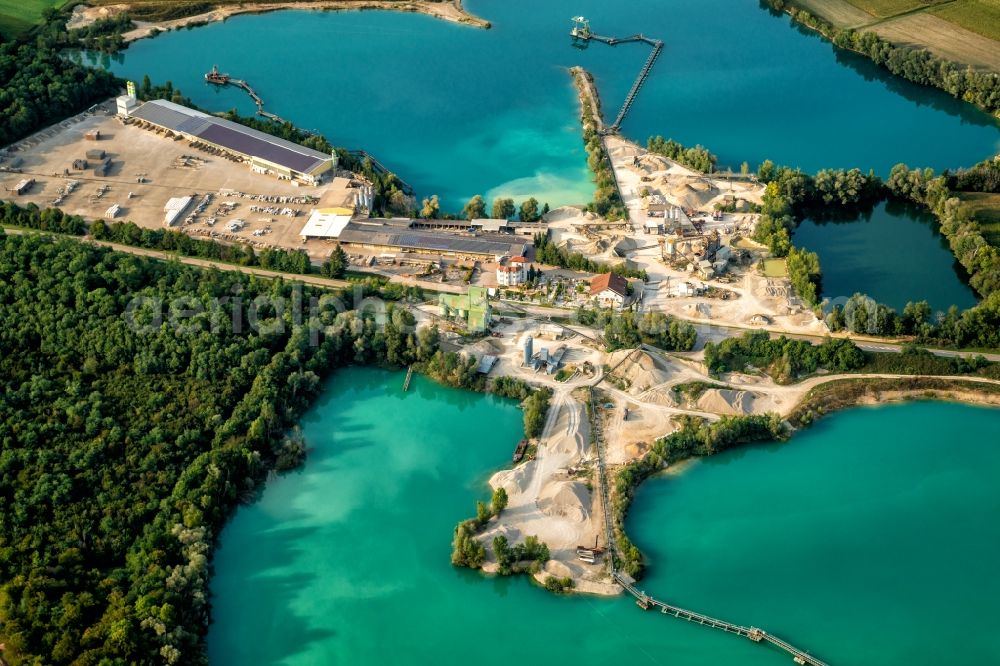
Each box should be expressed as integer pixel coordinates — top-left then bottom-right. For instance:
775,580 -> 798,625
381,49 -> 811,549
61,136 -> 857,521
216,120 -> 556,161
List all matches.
90,0 -> 1000,212
793,200 -> 979,312
210,369 -> 1000,665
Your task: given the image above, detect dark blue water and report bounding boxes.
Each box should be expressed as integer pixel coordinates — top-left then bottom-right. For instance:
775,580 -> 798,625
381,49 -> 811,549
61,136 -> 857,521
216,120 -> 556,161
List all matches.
88,0 -> 999,211
794,200 -> 979,312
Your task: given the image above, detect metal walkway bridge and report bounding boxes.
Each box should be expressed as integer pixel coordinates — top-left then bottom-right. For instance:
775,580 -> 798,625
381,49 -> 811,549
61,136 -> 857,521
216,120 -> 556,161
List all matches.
570,18 -> 664,133
204,66 -> 413,194
587,348 -> 831,666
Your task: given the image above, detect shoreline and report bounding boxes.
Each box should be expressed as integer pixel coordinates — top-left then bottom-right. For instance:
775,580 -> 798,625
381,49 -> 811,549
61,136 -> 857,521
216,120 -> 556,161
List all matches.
106,0 -> 490,43
614,373 -> 1000,587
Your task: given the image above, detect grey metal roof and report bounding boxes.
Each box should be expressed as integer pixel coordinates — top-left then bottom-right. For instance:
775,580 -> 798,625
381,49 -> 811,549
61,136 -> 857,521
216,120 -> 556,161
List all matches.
339,223 -> 526,256
130,99 -> 209,131
130,100 -> 330,175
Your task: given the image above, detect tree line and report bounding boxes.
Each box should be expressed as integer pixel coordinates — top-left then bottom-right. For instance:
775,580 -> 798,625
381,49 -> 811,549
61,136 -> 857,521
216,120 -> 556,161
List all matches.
533,231 -> 647,279
613,413 -> 785,577
703,330 -> 867,382
0,25 -> 120,146
576,307 -> 698,352
763,0 -> 1000,114
578,98 -> 628,221
646,136 -> 717,173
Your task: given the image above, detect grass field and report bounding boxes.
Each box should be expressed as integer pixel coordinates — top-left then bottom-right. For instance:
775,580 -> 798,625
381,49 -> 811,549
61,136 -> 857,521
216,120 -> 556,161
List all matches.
843,0 -> 950,18
931,0 -> 1000,42
762,258 -> 788,278
958,191 -> 1000,247
0,0 -> 67,37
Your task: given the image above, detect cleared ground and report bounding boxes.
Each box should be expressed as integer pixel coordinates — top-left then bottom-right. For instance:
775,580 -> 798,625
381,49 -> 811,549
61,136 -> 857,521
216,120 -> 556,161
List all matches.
842,0 -> 950,18
762,258 -> 788,278
788,0 -> 1000,71
791,0 -> 885,27
957,191 -> 1000,247
0,0 -> 67,36
872,11 -> 1000,70
0,101 -> 356,263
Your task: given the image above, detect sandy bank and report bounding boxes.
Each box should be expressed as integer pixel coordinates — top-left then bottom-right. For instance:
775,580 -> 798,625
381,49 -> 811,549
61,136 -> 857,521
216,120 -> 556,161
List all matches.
73,0 -> 490,42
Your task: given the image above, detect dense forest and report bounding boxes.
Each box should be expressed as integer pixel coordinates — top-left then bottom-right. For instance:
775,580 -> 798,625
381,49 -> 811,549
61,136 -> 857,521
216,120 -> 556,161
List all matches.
0,232 -> 445,665
0,28 -> 120,146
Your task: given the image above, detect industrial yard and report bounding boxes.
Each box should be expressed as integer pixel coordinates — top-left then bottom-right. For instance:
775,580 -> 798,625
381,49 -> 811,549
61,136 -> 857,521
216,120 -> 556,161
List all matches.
0,100 -> 358,260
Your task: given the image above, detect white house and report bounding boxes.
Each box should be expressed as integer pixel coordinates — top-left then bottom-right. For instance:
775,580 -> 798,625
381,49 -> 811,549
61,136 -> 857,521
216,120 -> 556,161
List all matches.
497,256 -> 529,287
590,273 -> 629,310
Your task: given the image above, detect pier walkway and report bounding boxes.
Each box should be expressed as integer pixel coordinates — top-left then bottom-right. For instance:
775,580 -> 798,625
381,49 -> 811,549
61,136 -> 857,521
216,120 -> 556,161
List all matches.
204,66 -> 413,194
587,345 -> 831,665
614,574 -> 830,666
570,19 -> 664,133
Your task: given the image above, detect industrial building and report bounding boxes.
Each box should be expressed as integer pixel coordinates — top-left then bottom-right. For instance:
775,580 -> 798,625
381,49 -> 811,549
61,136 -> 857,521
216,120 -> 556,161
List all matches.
124,99 -> 335,184
299,208 -> 355,239
302,216 -> 528,260
439,287 -> 492,332
164,196 -> 193,227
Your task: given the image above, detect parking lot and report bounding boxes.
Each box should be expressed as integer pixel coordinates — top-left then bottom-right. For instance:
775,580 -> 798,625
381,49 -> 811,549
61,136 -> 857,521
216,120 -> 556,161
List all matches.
0,103 -> 358,261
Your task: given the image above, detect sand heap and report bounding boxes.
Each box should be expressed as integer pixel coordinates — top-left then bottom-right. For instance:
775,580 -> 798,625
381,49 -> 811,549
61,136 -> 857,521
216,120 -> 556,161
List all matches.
608,350 -> 671,394
696,389 -> 756,415
613,237 -> 643,256
543,205 -> 587,223
492,460 -> 535,497
659,177 -> 716,210
537,479 -> 591,523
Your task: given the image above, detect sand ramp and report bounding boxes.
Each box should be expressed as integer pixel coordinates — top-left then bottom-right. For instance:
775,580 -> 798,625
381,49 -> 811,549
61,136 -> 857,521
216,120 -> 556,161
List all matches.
696,388 -> 755,415
608,349 -> 672,394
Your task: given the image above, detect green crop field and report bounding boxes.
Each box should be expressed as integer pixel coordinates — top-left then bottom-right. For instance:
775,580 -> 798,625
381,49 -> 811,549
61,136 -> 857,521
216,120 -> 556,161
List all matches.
932,0 -> 1000,42
958,191 -> 1000,247
0,0 -> 68,37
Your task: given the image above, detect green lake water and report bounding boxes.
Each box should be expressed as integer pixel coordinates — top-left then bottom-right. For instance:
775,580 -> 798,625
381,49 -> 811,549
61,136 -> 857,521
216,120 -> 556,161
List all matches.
209,369 -> 1000,665
89,0 -> 999,213
793,200 -> 979,313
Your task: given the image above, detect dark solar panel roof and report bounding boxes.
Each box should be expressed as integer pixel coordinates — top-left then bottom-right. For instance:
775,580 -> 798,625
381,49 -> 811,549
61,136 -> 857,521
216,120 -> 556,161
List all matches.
130,100 -> 330,175
196,123 -> 327,174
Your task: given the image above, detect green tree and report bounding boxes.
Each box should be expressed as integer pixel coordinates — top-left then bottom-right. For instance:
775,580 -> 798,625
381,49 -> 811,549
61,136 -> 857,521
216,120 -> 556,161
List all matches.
463,194 -> 486,220
492,197 -> 515,220
321,244 -> 348,278
519,197 -> 540,222
491,487 -> 508,515
420,195 -> 440,219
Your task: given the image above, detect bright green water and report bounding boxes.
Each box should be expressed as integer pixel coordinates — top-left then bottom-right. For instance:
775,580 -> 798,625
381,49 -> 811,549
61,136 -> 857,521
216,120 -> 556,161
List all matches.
210,370 -> 1000,664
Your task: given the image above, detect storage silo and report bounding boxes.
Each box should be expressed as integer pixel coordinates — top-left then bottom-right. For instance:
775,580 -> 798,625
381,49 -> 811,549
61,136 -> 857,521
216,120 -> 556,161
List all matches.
523,336 -> 533,366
